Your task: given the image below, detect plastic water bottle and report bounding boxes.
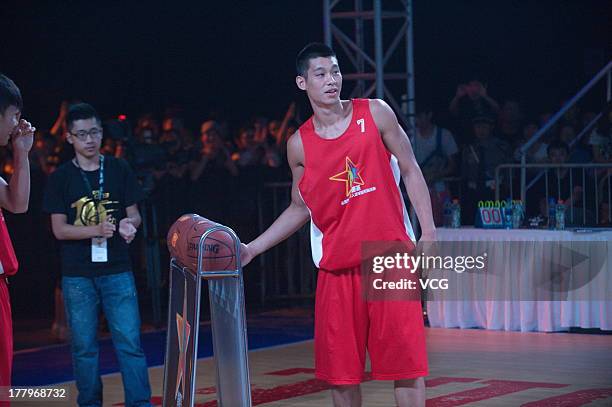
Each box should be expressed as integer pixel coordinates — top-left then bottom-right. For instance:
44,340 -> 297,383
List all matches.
451,198 -> 461,228
555,200 -> 565,230
548,197 -> 556,229
512,202 -> 523,229
504,200 -> 513,229
443,199 -> 452,227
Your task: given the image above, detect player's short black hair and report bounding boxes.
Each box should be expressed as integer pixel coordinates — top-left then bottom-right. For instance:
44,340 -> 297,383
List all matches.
66,103 -> 102,130
0,73 -> 23,115
296,43 -> 336,77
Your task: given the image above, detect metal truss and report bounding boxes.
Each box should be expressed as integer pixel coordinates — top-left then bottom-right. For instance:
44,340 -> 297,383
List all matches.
323,0 -> 415,132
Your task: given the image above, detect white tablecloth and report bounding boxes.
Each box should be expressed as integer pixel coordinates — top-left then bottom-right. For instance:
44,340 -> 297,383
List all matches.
426,228 -> 612,332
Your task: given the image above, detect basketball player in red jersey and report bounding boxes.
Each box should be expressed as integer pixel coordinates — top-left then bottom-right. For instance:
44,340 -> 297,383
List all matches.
241,43 -> 434,406
0,73 -> 35,404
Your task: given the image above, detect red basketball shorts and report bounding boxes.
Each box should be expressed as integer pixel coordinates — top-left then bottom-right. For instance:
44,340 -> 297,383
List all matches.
0,278 -> 12,400
314,266 -> 428,385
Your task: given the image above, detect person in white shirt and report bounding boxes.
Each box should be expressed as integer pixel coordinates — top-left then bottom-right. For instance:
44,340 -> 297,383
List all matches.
413,107 -> 459,225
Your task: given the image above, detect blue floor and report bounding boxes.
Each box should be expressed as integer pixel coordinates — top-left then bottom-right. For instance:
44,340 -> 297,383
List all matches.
13,314 -> 314,386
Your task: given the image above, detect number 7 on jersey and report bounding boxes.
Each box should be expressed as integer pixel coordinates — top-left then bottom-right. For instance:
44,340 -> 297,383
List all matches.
356,118 -> 365,133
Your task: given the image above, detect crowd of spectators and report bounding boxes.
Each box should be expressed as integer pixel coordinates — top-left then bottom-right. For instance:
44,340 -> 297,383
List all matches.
414,80 -> 612,227
1,102 -> 300,245
1,83 -> 611,238
1,83 -> 611,236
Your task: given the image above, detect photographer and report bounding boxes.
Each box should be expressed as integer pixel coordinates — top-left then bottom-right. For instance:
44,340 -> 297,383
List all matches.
450,80 -> 500,145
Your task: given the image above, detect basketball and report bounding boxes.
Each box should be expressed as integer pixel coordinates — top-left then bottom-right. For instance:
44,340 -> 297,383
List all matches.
167,214 -> 237,272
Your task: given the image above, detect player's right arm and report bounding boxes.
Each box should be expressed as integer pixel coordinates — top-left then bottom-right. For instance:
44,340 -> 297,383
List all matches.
241,131 -> 310,267
0,120 -> 35,213
50,213 -> 115,240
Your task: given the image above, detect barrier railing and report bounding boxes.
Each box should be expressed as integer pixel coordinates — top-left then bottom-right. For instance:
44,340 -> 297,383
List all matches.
495,163 -> 612,226
517,60 -> 612,204
256,182 -> 316,305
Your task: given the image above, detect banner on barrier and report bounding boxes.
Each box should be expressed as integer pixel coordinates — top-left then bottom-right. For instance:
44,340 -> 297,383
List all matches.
163,264 -> 199,407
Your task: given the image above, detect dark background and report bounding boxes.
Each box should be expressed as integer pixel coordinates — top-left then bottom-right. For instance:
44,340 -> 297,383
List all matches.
1,0 -> 610,128
0,1 -> 610,322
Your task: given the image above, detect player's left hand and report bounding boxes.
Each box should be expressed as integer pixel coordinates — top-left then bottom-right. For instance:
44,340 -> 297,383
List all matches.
11,119 -> 35,153
119,218 -> 137,243
418,229 -> 438,279
418,229 -> 438,258
240,243 -> 254,268
420,228 -> 437,242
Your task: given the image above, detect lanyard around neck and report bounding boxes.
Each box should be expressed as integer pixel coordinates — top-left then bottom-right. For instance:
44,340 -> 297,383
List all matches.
74,155 -> 105,223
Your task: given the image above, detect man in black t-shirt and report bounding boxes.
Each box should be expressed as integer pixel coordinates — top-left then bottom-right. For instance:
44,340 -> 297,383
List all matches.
43,103 -> 151,407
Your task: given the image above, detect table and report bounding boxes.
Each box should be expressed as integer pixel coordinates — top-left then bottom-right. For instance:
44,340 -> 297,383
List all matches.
426,228 -> 612,332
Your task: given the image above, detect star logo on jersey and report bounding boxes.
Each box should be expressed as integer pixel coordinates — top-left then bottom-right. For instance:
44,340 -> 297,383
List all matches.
329,156 -> 365,197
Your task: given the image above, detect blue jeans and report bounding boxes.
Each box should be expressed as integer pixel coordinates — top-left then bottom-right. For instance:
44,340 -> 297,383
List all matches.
62,272 -> 152,407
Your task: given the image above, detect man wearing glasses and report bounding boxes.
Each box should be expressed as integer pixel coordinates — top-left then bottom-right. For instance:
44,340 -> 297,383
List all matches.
43,103 -> 152,407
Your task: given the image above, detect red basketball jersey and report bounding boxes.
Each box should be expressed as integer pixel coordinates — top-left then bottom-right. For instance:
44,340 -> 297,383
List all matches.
298,98 -> 415,271
0,209 -> 18,276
